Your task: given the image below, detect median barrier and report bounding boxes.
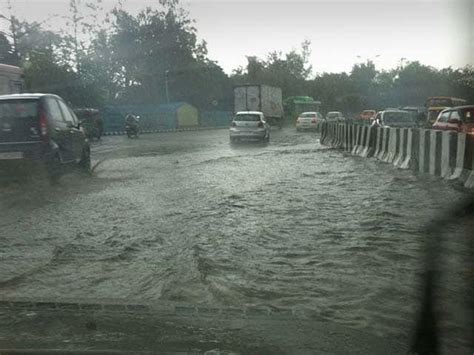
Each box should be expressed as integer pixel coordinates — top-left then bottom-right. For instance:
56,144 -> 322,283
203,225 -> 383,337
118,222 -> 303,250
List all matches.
344,124 -> 351,151
448,133 -> 468,182
400,129 -> 419,170
373,127 -> 383,159
319,123 -> 474,188
355,126 -> 367,155
376,128 -> 390,161
349,124 -> 356,152
359,126 -> 376,158
429,130 -> 442,176
336,124 -> 342,148
320,121 -> 328,144
334,124 -> 341,148
418,129 -> 431,174
351,125 -> 363,155
339,124 -> 346,149
340,124 -> 346,150
346,125 -> 353,152
464,135 -> 474,188
384,128 -> 400,163
394,128 -> 408,167
440,131 -> 458,178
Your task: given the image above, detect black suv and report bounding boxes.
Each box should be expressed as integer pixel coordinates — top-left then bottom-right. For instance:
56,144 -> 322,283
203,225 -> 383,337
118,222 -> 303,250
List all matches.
0,93 -> 91,181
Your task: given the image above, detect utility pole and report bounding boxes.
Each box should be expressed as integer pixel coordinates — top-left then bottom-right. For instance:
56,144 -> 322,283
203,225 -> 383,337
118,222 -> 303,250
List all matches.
165,70 -> 170,103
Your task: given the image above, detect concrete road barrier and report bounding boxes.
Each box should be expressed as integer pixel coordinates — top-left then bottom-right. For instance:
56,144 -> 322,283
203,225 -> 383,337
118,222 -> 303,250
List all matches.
351,125 -> 357,152
376,128 -> 390,161
319,122 -> 474,189
394,129 -> 408,167
360,126 -> 376,158
384,128 -> 400,163
441,131 -> 458,178
448,133 -> 467,181
462,134 -> 474,188
346,125 -> 354,152
352,125 -> 364,155
373,127 -> 383,159
334,124 -> 340,147
418,129 -> 431,174
429,130 -> 442,176
400,129 -> 419,170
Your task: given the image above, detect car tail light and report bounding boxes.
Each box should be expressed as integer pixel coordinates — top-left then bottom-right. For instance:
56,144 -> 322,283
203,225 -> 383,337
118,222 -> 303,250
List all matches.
257,121 -> 264,128
39,110 -> 49,141
231,121 -> 236,127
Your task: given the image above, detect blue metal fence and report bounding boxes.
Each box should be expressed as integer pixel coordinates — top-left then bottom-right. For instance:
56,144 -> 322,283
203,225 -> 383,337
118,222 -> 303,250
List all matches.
103,105 -> 232,134
200,111 -> 233,128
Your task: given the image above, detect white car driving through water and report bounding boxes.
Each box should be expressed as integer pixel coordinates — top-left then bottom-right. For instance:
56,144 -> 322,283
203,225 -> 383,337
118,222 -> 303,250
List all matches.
229,111 -> 270,143
295,111 -> 323,131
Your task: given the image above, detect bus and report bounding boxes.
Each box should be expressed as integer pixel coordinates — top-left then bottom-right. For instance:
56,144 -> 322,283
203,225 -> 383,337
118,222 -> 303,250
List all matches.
425,96 -> 467,125
284,96 -> 322,123
0,63 -> 24,95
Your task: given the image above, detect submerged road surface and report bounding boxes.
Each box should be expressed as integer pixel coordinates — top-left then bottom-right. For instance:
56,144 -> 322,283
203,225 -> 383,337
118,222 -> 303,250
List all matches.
0,128 -> 471,353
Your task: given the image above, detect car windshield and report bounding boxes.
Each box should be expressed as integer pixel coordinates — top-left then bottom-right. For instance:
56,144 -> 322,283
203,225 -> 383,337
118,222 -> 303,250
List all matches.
234,114 -> 261,121
0,0 -> 472,354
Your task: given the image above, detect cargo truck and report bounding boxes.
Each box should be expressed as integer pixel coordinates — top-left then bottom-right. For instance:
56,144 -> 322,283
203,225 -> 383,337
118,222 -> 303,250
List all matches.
234,85 -> 284,128
0,64 -> 24,95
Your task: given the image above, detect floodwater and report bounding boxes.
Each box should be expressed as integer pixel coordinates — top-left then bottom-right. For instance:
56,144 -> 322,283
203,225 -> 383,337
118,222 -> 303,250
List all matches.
0,129 -> 471,353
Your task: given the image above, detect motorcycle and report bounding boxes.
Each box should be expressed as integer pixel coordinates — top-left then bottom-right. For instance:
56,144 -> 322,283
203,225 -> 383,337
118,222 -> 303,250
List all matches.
126,123 -> 139,138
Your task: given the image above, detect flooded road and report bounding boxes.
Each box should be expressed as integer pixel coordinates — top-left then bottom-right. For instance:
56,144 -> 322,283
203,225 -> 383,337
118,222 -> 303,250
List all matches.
0,128 -> 471,352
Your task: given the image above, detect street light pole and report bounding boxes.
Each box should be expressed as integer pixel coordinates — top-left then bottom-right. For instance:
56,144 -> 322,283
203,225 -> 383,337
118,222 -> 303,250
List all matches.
165,70 -> 170,103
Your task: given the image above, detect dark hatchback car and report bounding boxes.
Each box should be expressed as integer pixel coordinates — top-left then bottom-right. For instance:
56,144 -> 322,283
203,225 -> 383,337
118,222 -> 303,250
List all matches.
0,93 -> 91,181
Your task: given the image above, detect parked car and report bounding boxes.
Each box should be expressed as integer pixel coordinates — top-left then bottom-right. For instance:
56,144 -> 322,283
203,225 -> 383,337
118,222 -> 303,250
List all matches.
326,111 -> 345,122
432,105 -> 474,134
229,111 -> 270,143
295,111 -> 323,131
0,93 -> 91,182
372,109 -> 418,128
359,110 -> 376,123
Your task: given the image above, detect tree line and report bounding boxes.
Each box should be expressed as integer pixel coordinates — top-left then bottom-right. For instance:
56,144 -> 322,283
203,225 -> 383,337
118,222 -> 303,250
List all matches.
0,0 -> 472,114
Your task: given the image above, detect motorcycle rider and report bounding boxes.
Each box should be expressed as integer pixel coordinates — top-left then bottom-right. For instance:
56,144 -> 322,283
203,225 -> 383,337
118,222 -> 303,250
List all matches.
125,114 -> 139,136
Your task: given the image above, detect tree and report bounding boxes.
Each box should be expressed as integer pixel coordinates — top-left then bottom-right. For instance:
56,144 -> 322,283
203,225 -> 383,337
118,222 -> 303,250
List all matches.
103,0 -> 232,108
230,41 -> 313,98
0,33 -> 17,65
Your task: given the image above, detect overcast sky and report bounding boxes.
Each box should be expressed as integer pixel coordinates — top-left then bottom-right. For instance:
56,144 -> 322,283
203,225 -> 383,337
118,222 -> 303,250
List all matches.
1,0 -> 472,75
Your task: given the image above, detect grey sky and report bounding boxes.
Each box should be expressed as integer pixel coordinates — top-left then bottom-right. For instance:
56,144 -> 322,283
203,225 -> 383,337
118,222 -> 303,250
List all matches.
1,0 -> 472,75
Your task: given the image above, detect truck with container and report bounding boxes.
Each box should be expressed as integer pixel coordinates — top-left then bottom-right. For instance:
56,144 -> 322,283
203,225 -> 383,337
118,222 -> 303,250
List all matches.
234,84 -> 284,128
0,64 -> 24,95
